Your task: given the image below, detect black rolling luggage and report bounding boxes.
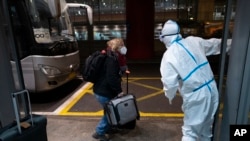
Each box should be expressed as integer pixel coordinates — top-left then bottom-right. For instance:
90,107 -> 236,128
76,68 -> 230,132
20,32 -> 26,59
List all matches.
105,71 -> 140,129
0,90 -> 48,141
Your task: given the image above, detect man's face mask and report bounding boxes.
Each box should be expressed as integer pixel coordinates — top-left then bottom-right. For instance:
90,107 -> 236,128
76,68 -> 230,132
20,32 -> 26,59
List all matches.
119,46 -> 127,55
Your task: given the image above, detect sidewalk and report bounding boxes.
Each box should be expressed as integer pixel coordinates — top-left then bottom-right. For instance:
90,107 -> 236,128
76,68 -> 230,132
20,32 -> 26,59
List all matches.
46,116 -> 183,141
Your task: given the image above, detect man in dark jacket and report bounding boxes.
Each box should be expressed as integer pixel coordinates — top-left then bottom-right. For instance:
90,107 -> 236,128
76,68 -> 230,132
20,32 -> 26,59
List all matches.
92,38 -> 127,141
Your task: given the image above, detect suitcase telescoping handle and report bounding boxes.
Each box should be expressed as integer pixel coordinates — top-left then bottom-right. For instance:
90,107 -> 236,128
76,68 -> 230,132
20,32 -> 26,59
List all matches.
12,89 -> 33,134
125,70 -> 130,94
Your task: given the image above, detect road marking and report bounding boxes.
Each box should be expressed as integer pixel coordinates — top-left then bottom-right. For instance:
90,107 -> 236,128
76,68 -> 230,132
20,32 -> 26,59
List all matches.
128,79 -> 163,101
140,112 -> 184,117
129,80 -> 162,91
137,90 -> 163,102
54,82 -> 93,114
55,111 -> 184,117
54,78 -> 184,117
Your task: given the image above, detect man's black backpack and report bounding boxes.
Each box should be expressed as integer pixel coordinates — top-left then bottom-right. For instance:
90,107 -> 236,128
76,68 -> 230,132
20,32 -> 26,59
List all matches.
82,50 -> 107,83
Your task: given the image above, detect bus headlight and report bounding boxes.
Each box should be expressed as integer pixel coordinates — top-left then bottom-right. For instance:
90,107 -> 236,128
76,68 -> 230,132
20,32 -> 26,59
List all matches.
40,65 -> 61,76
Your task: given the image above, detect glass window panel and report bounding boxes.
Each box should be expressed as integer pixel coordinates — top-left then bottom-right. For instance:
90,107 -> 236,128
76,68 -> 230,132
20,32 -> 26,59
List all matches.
99,0 -> 111,14
93,24 -> 126,40
74,26 -> 88,41
66,0 -> 126,22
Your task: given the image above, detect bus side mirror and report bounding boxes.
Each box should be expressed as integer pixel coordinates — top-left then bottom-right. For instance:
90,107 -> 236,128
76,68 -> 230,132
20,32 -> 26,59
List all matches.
82,4 -> 93,25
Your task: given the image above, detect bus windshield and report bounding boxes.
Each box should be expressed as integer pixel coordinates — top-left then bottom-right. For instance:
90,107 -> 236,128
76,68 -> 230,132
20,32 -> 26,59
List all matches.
26,0 -> 75,44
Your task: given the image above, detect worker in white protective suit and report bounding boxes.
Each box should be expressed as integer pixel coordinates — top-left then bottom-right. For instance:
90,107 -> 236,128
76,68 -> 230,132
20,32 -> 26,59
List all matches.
159,20 -> 231,141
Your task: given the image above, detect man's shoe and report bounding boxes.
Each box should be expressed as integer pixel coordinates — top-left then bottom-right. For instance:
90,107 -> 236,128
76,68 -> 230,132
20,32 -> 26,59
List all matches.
92,132 -> 109,141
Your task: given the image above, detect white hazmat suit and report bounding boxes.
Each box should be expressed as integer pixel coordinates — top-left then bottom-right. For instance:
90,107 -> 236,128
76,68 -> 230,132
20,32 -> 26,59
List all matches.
159,20 -> 231,141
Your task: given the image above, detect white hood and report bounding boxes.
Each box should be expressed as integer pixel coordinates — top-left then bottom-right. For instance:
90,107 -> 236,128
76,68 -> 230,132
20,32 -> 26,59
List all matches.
159,20 -> 182,47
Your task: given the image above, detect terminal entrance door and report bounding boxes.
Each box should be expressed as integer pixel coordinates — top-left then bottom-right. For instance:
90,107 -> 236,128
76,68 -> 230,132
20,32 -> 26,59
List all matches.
214,0 -> 250,140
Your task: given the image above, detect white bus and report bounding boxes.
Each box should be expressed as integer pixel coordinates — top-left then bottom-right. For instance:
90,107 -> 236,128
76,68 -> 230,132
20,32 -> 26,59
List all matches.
8,0 -> 92,92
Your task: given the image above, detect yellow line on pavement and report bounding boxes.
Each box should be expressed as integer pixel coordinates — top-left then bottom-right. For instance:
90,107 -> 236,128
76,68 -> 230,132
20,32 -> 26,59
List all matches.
127,78 -> 163,102
58,82 -> 93,115
57,77 -> 184,118
129,80 -> 162,91
59,111 -> 184,118
139,112 -> 184,117
137,90 -> 163,102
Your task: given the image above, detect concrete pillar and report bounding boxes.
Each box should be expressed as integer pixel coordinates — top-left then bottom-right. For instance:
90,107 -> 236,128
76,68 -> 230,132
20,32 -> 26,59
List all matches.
0,0 -> 16,126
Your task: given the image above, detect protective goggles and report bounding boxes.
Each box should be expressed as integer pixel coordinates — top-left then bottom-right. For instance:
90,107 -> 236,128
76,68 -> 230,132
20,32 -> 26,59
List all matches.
159,32 -> 179,39
159,32 -> 179,42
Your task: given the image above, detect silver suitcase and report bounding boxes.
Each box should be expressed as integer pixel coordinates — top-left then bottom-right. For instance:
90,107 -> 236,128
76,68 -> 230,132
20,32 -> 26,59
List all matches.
105,94 -> 140,126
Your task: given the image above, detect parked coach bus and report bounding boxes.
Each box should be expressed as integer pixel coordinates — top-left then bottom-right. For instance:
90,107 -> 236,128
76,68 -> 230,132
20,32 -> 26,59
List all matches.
7,0 -> 92,92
